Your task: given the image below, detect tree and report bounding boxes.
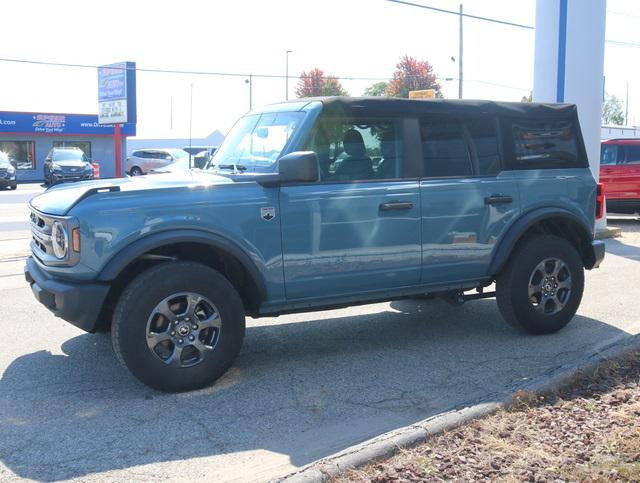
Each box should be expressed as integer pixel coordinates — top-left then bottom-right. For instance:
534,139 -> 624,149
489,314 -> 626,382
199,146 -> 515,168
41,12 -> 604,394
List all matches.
602,94 -> 625,126
296,68 -> 348,98
386,55 -> 441,98
364,81 -> 388,97
521,92 -> 533,103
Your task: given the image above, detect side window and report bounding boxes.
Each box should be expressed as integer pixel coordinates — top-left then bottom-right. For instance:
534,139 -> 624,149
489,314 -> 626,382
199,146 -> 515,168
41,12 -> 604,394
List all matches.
623,145 -> 640,164
307,118 -> 404,181
511,119 -> 583,169
132,150 -> 142,158
600,144 -> 619,165
420,120 -> 472,178
466,119 -> 500,175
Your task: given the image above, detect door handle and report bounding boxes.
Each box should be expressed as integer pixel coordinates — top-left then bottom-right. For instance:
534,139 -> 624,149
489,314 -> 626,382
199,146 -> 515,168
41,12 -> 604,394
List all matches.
379,201 -> 414,211
484,195 -> 513,205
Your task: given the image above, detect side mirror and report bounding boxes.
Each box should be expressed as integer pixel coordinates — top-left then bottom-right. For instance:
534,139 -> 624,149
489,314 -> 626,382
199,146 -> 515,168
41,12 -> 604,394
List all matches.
278,151 -> 318,183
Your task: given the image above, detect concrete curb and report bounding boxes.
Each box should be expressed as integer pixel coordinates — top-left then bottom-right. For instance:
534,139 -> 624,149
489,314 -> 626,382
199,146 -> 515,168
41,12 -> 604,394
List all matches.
277,333 -> 640,483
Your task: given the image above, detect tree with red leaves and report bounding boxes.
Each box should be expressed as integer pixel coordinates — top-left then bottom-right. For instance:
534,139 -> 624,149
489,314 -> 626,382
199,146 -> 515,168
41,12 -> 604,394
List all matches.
295,68 -> 348,98
386,55 -> 441,98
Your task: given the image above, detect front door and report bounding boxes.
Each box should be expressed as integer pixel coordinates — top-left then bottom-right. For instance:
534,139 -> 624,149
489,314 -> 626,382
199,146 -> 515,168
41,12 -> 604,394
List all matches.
280,116 -> 422,300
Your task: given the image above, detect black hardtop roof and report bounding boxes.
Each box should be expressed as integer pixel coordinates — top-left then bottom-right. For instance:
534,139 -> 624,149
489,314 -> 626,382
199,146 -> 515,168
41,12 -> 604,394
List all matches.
284,96 -> 578,119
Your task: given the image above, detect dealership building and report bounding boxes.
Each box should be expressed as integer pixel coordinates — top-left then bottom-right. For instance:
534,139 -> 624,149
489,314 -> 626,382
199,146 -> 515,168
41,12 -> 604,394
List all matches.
0,110 -> 135,182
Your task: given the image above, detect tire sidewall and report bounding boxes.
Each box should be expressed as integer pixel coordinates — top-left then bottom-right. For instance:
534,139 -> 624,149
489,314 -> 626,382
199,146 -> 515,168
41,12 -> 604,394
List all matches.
113,261 -> 245,392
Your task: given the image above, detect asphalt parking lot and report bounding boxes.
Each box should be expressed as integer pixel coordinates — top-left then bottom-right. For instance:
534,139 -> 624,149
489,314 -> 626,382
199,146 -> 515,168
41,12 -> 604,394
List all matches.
1,185 -> 639,482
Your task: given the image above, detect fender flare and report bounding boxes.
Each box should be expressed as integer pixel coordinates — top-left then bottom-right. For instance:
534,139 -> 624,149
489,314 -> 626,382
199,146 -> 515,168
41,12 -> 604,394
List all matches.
97,229 -> 267,301
488,207 -> 593,276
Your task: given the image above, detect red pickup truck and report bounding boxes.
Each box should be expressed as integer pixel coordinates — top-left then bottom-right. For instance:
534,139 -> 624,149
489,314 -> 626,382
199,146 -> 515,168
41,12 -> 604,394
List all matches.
600,138 -> 640,214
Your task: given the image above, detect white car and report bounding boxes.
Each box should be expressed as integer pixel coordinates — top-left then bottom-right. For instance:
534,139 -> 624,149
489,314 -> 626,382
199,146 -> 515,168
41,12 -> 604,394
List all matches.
125,148 -> 190,176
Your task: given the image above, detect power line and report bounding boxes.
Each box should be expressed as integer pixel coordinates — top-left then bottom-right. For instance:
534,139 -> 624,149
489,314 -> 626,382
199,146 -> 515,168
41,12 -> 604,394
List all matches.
606,39 -> 640,48
0,56 -> 530,91
384,0 -> 534,30
385,0 -> 640,48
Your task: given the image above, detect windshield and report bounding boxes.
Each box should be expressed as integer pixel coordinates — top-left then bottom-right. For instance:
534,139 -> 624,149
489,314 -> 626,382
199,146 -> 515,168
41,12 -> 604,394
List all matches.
211,111 -> 305,173
162,149 -> 188,160
52,150 -> 87,162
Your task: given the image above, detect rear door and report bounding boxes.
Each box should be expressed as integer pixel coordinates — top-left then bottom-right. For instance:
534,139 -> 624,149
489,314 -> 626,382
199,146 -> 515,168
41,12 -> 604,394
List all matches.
419,117 -> 520,284
280,116 -> 423,299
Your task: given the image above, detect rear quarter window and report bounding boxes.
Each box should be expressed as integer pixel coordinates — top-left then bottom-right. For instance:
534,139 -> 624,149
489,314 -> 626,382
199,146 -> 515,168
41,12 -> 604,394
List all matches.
506,119 -> 586,169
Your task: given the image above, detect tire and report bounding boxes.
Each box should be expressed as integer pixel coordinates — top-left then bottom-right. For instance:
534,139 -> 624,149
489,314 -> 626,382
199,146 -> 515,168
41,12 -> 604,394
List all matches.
129,166 -> 143,176
9,185 -> 16,190
111,261 -> 245,392
496,234 -> 584,335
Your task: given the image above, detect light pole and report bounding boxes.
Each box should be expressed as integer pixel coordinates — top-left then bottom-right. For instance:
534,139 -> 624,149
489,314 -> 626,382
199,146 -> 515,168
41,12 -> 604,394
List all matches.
285,50 -> 293,100
245,75 -> 253,110
458,3 -> 463,99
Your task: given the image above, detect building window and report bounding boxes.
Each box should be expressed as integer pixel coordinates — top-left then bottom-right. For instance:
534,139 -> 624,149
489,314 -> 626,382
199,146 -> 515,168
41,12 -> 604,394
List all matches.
53,141 -> 92,159
0,141 -> 35,170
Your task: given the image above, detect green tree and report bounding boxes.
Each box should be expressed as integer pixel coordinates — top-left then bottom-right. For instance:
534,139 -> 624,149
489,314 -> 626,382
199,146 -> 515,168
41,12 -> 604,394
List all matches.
386,55 -> 441,98
521,92 -> 533,103
296,68 -> 348,98
602,94 -> 625,126
364,81 -> 388,97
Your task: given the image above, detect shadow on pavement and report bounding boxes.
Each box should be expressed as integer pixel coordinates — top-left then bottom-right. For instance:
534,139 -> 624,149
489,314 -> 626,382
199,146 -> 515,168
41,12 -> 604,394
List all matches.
0,297 -> 634,481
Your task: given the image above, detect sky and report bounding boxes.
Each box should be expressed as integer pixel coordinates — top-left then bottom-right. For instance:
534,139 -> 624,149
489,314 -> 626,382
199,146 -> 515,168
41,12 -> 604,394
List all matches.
0,0 -> 638,139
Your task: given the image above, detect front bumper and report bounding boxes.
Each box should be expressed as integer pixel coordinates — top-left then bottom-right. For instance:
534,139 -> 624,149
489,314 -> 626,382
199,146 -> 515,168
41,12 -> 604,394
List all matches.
0,178 -> 16,188
51,172 -> 93,183
24,256 -> 110,333
585,239 -> 605,270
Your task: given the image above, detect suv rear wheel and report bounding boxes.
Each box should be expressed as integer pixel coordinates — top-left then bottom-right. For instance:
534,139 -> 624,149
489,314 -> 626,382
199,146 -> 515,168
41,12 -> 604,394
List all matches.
111,261 -> 245,392
496,235 -> 584,335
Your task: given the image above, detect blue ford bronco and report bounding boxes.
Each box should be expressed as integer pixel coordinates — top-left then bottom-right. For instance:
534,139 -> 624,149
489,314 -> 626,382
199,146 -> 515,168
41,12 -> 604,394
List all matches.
25,97 -> 605,392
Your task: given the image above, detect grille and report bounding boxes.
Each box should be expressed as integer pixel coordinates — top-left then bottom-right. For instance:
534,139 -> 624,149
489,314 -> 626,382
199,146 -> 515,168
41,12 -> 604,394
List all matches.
30,209 -> 53,257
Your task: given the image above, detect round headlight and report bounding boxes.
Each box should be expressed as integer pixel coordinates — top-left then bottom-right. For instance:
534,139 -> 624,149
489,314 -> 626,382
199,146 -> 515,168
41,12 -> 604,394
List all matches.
52,221 -> 68,259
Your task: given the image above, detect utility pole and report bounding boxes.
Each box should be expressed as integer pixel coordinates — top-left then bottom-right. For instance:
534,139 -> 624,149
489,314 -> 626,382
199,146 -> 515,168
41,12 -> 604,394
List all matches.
246,74 -> 253,110
285,50 -> 293,100
458,3 -> 463,99
188,83 -> 193,169
625,82 -> 629,126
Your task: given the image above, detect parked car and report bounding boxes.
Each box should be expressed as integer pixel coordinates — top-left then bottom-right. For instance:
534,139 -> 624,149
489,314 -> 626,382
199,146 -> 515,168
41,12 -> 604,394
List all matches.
0,151 -> 17,190
43,147 -> 94,185
125,148 -> 190,176
600,138 -> 640,214
25,97 -> 604,392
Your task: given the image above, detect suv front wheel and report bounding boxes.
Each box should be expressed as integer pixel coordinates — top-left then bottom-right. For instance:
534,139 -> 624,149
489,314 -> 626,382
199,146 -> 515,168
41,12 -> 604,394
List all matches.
496,235 -> 584,335
111,261 -> 245,392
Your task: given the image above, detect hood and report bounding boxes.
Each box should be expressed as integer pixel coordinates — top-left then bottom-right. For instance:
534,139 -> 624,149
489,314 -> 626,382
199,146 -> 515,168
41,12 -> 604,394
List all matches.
30,170 -> 234,216
54,160 -> 89,168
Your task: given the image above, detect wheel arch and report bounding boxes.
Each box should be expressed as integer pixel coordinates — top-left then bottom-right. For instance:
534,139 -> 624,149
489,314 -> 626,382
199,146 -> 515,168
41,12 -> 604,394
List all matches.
94,230 -> 267,330
489,207 -> 594,277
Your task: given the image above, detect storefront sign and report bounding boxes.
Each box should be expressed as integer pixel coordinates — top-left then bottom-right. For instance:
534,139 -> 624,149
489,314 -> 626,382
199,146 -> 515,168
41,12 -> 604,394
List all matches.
98,62 -> 137,124
0,111 -> 136,136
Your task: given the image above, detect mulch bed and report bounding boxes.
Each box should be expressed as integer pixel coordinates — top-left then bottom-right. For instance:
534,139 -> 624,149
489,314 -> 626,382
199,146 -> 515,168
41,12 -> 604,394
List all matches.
336,350 -> 640,482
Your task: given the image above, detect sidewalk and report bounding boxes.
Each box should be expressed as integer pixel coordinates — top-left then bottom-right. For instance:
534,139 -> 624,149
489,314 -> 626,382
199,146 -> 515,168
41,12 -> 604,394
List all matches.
0,238 -> 30,260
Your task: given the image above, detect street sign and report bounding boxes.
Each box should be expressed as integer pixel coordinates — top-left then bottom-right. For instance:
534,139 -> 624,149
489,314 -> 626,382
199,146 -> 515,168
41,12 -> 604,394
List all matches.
408,89 -> 436,99
98,62 -> 137,124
